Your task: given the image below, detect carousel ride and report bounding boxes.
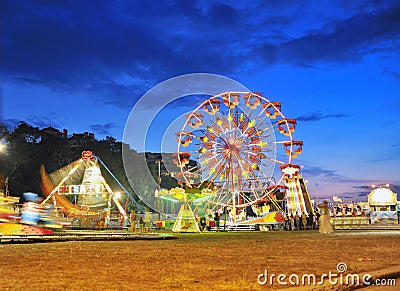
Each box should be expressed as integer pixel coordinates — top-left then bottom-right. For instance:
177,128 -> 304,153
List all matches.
157,187 -> 214,232
158,91 -> 313,231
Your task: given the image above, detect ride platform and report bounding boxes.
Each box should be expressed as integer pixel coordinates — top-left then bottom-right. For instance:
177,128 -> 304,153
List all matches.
0,230 -> 175,243
333,224 -> 400,230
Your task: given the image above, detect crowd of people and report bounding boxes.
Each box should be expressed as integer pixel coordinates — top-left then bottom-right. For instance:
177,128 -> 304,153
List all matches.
282,201 -> 334,234
283,211 -> 321,231
129,209 -> 152,232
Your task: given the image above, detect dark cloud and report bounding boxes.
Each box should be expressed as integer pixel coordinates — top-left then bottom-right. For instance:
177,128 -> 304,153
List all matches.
341,192 -> 369,200
301,165 -> 393,186
342,182 -> 400,200
352,185 -> 370,190
206,3 -> 239,28
90,123 -> 117,135
0,88 -> 2,121
254,3 -> 400,66
301,165 -> 348,182
383,70 -> 400,80
296,112 -> 349,122
13,76 -> 42,84
27,116 -> 60,129
1,1 -> 399,109
1,119 -> 20,129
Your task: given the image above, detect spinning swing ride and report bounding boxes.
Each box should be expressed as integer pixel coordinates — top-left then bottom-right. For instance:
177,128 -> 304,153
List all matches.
173,92 -> 309,222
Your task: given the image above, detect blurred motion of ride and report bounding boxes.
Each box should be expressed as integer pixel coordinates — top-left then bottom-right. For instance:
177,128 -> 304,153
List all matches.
0,192 -> 20,223
0,192 -> 55,236
20,192 -> 62,229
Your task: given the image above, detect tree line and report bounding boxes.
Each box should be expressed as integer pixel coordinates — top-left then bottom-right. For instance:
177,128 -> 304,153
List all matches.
0,121 -> 176,211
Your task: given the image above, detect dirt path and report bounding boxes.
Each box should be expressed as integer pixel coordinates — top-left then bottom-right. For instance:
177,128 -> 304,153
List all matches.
0,231 -> 399,290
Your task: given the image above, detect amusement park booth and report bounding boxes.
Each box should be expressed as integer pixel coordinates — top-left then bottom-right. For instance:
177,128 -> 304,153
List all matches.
368,187 -> 398,224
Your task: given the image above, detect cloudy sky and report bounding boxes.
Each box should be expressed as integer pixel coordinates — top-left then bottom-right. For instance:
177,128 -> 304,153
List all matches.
1,0 -> 399,199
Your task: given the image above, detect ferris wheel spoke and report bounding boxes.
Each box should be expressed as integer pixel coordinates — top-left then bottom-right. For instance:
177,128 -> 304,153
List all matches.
257,123 -> 281,139
212,185 -> 229,205
258,154 -> 286,166
199,158 -> 228,183
248,188 -> 261,202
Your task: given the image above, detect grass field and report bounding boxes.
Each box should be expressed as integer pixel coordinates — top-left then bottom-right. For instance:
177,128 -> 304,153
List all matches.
0,230 -> 399,290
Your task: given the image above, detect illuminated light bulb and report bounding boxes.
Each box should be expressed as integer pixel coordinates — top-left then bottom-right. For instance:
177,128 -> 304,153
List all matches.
251,164 -> 259,171
258,140 -> 267,147
199,148 -> 207,154
200,136 -> 208,142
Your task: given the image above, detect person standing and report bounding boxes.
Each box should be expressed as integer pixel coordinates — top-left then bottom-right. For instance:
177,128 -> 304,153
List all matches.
317,201 -> 333,234
214,211 -> 220,232
199,215 -> 206,231
144,209 -> 151,232
290,213 -> 295,230
284,215 -> 289,231
308,212 -> 314,230
301,212 -> 308,230
294,212 -> 300,230
130,210 -> 137,232
315,210 -> 321,229
139,216 -> 144,232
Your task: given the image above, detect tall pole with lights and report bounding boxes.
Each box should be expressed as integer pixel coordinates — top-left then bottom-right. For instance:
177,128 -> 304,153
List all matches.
0,142 -> 7,195
156,160 -> 161,220
5,176 -> 9,196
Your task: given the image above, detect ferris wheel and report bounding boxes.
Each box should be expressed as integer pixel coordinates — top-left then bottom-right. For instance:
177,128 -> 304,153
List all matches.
174,92 -> 303,211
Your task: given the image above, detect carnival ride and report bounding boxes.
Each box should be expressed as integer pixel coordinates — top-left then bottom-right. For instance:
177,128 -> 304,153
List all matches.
157,187 -> 214,232
281,164 -> 313,215
171,92 -> 312,226
0,192 -> 55,235
0,193 -> 19,222
330,186 -> 400,230
40,151 -> 142,227
0,189 -> 170,240
367,186 -> 398,224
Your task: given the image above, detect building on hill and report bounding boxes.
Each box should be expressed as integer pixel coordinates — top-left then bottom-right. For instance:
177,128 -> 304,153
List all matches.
41,126 -> 68,139
40,126 -> 95,148
68,132 -> 95,148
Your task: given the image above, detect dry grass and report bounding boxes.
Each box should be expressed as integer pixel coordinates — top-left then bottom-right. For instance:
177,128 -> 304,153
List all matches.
0,231 -> 399,290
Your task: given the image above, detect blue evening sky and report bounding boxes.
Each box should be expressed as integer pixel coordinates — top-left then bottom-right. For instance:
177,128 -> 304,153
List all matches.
1,1 -> 399,199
